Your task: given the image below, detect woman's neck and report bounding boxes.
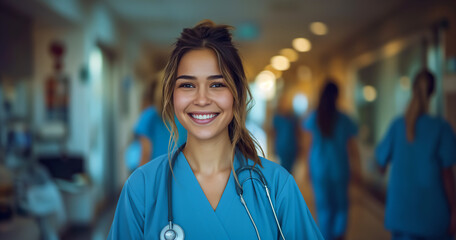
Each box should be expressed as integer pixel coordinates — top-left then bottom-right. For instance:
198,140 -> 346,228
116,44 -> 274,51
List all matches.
183,134 -> 233,175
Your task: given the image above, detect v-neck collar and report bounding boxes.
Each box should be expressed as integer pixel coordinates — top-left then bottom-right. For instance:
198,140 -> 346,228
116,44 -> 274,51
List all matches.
170,152 -> 244,240
174,151 -> 239,213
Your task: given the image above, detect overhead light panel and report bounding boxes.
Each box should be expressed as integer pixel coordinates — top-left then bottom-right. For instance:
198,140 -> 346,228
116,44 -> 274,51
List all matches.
270,55 -> 290,71
363,85 -> 377,102
279,48 -> 298,62
255,70 -> 276,100
310,22 -> 328,35
265,65 -> 283,78
292,38 -> 311,52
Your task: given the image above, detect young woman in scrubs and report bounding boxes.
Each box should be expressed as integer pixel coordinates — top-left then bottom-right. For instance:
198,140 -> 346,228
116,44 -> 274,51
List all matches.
376,69 -> 456,240
108,20 -> 323,240
302,80 -> 361,240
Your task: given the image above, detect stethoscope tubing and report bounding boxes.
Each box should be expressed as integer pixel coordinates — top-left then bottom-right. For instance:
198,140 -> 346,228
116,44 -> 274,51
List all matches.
163,144 -> 286,240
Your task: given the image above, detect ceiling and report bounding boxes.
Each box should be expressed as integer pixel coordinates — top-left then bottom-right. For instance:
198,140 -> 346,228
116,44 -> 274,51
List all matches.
3,0 -> 413,77
105,0 -> 412,76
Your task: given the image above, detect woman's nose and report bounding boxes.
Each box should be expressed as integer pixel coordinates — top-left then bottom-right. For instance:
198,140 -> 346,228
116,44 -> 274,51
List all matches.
194,87 -> 211,106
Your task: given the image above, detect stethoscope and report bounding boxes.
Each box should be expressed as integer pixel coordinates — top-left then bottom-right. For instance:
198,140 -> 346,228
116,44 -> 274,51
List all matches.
160,144 -> 286,240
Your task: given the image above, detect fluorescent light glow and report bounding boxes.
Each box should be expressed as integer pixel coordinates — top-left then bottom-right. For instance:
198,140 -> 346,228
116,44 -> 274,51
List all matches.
279,48 -> 298,62
292,38 -> 311,52
255,70 -> 276,100
293,93 -> 309,115
265,65 -> 282,78
270,55 -> 290,71
363,85 -> 377,102
310,22 -> 328,35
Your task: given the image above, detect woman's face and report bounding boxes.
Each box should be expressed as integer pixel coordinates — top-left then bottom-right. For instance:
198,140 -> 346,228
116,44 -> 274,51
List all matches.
173,48 -> 234,142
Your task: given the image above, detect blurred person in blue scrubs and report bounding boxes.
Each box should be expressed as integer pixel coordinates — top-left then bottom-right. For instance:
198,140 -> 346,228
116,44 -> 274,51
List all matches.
272,93 -> 299,173
109,20 -> 323,240
376,69 -> 456,240
125,78 -> 187,171
302,80 -> 361,240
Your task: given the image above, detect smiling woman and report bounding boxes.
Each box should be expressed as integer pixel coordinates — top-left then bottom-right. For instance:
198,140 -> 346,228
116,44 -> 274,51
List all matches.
173,49 -> 233,144
107,20 -> 323,240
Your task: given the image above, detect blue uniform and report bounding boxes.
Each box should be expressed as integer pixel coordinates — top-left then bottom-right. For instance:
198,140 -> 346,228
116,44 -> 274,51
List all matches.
272,113 -> 299,172
376,115 -> 456,239
303,111 -> 358,240
108,152 -> 323,239
134,106 -> 187,159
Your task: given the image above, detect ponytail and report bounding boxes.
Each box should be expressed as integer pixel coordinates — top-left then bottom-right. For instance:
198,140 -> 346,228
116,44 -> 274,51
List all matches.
405,69 -> 435,142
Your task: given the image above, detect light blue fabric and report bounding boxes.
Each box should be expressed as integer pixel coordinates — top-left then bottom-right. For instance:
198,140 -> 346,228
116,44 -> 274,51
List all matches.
124,140 -> 142,171
272,113 -> 299,172
376,115 -> 456,237
133,106 -> 187,160
108,152 -> 323,239
303,111 -> 357,240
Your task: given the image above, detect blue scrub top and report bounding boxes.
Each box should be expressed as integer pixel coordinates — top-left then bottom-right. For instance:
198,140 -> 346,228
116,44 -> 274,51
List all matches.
134,106 -> 187,159
303,111 -> 358,181
375,115 -> 456,237
108,152 -> 323,239
272,113 -> 299,171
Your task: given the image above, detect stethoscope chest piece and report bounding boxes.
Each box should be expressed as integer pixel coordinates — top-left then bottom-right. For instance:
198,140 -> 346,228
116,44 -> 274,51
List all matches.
160,222 -> 185,240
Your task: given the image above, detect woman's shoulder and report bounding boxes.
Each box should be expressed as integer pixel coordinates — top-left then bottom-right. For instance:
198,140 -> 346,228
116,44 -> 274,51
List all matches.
421,114 -> 447,125
256,157 -> 292,184
129,154 -> 169,183
259,157 -> 288,171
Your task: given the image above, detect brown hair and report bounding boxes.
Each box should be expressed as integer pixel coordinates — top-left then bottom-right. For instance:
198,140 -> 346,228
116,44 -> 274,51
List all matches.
317,80 -> 339,137
161,20 -> 263,167
405,69 -> 435,142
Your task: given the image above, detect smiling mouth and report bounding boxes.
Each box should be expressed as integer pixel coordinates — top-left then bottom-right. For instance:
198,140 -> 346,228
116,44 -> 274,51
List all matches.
188,113 -> 219,124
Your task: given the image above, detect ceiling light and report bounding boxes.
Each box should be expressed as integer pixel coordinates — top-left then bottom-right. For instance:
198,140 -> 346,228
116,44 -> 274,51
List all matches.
310,22 -> 328,35
255,71 -> 276,100
265,65 -> 283,78
279,48 -> 298,62
270,55 -> 290,71
292,38 -> 311,52
363,85 -> 377,102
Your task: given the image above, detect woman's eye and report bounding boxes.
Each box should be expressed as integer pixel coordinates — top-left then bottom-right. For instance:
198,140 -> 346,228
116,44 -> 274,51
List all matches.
178,83 -> 194,88
211,82 -> 226,88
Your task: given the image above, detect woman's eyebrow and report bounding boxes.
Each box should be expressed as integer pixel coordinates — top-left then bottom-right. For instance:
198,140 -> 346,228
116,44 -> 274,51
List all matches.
207,74 -> 223,80
176,74 -> 223,80
176,75 -> 196,80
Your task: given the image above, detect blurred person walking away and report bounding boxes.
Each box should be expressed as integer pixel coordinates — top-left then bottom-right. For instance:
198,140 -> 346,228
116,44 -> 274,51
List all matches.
125,77 -> 187,171
272,93 -> 299,173
302,79 -> 361,240
376,69 -> 456,240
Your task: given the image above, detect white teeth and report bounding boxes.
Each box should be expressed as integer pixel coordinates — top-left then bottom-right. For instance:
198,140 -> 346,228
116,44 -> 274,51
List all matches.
192,114 -> 216,120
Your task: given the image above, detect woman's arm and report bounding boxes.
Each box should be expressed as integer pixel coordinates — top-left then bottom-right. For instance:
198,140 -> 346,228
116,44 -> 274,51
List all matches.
299,129 -> 312,182
375,121 -> 396,175
347,137 -> 362,184
443,167 -> 456,234
139,136 -> 152,166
